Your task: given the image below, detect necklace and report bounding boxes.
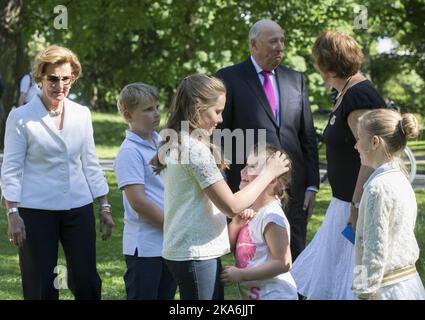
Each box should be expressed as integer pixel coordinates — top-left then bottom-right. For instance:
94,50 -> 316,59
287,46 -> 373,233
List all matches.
39,92 -> 64,117
48,109 -> 62,117
334,76 -> 353,102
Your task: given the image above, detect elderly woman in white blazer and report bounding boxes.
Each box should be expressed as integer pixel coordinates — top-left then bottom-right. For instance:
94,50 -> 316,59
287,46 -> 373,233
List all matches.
1,45 -> 114,300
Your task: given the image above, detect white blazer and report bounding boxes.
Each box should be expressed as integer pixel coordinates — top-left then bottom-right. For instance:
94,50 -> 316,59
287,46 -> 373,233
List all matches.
1,94 -> 108,210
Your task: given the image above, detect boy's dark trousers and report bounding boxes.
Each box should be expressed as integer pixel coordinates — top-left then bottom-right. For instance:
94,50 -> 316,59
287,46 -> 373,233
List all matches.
124,250 -> 177,300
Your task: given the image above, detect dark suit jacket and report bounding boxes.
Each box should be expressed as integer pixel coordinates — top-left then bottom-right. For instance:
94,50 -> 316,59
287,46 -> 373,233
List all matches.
216,58 -> 320,204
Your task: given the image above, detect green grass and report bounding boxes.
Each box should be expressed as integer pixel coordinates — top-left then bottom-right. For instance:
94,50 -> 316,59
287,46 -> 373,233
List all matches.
92,111 -> 168,158
93,110 -> 424,172
1,178 -> 424,300
0,172 -> 127,300
92,112 -> 127,159
313,112 -> 425,172
0,112 -> 424,299
409,140 -> 425,157
416,189 -> 425,281
408,140 -> 425,172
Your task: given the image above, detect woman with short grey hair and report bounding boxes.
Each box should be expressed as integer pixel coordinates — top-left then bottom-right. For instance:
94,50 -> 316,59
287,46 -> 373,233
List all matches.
1,45 -> 114,300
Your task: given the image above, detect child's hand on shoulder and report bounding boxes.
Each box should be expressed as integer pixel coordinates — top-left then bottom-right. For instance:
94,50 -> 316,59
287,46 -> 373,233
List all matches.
220,266 -> 244,285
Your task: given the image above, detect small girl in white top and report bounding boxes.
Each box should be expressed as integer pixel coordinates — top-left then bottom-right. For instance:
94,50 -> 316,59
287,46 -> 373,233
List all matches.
353,109 -> 425,300
151,74 -> 290,300
221,145 -> 298,300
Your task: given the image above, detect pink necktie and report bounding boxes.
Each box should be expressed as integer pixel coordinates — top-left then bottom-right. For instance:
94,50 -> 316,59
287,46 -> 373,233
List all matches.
260,70 -> 277,119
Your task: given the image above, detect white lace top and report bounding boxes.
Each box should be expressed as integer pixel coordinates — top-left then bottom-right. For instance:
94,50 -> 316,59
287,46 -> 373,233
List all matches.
353,162 -> 420,299
162,136 -> 230,260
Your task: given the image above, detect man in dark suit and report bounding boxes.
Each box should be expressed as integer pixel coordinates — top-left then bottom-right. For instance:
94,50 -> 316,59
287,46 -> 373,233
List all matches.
216,19 -> 319,260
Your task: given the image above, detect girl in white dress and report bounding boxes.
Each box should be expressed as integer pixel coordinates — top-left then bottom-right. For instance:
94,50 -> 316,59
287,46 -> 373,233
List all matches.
353,109 -> 425,300
221,145 -> 298,300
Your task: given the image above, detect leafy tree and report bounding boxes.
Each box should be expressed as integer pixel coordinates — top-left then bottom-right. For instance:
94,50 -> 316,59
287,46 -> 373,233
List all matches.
1,0 -> 424,117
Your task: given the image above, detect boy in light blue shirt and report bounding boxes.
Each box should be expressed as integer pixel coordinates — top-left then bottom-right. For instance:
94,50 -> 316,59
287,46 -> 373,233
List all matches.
114,83 -> 176,300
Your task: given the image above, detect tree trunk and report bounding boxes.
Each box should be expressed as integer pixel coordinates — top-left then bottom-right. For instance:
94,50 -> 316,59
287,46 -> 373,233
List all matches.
0,0 -> 25,148
0,0 -> 25,108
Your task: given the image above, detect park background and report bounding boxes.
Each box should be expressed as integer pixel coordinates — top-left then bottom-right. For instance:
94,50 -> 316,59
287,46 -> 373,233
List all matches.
0,0 -> 424,299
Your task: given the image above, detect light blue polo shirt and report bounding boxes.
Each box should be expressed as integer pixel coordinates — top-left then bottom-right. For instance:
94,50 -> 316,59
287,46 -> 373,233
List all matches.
113,130 -> 163,257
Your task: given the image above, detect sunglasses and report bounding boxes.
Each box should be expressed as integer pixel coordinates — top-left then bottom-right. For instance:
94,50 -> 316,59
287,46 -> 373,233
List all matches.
45,75 -> 74,86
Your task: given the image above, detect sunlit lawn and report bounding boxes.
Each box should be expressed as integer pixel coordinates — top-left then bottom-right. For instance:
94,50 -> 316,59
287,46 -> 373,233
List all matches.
92,111 -> 169,159
314,112 -> 425,172
0,112 -> 424,299
409,140 -> 425,172
93,111 -> 425,170
1,175 -> 424,300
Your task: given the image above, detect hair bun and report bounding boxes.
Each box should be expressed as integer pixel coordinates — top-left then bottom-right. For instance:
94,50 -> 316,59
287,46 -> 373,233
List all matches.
401,113 -> 420,140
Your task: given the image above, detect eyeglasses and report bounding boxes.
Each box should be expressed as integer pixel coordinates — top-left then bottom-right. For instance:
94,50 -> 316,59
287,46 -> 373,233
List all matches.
45,75 -> 74,86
